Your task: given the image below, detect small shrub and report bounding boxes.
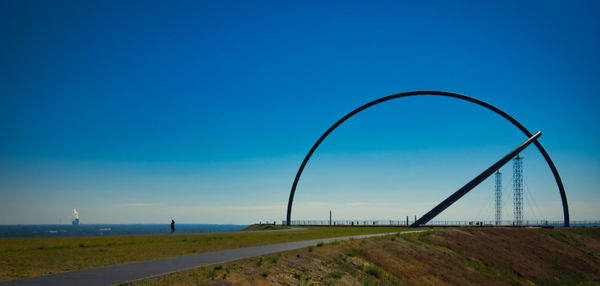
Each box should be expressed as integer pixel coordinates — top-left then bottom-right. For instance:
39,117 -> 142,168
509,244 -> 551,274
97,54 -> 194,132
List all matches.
293,272 -> 310,283
208,269 -> 217,279
296,253 -> 301,258
366,265 -> 382,278
270,256 -> 279,263
334,253 -> 347,264
214,265 -> 222,270
330,270 -> 344,278
329,240 -> 340,245
79,243 -> 87,248
261,270 -> 270,277
363,275 -> 378,286
308,246 -> 314,252
316,241 -> 324,247
256,257 -> 264,266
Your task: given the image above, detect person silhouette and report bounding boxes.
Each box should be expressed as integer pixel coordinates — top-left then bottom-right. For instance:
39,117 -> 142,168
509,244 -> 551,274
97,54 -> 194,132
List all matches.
171,219 -> 175,233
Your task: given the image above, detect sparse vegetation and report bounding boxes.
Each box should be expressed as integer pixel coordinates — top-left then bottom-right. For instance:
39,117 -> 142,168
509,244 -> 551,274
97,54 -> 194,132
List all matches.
127,227 -> 600,286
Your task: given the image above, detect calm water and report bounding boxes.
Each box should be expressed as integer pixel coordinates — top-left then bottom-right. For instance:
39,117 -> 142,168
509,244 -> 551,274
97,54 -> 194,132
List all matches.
0,224 -> 246,238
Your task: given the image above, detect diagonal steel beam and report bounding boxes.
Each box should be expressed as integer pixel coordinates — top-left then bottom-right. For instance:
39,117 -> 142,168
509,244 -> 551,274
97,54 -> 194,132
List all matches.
411,131 -> 542,227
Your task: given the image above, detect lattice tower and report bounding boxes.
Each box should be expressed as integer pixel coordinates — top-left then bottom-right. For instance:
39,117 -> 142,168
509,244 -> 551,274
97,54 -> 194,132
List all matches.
513,155 -> 523,225
495,171 -> 502,225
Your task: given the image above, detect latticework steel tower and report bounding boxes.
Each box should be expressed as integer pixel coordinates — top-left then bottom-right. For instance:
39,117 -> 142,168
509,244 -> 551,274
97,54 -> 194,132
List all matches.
495,171 -> 502,225
513,155 -> 523,225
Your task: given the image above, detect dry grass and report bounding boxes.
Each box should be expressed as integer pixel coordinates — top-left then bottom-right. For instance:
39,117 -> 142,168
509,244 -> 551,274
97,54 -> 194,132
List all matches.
130,227 -> 600,286
0,226 -> 405,281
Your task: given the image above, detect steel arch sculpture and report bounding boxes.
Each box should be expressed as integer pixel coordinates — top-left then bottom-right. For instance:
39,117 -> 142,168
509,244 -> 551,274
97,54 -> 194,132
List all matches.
286,91 -> 570,227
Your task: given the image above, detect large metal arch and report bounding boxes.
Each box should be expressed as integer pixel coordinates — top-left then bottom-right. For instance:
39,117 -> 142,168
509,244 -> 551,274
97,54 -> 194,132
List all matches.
286,91 -> 569,227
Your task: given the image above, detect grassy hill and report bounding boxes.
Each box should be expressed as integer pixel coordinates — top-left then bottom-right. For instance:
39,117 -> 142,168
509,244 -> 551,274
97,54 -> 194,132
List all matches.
0,226 -> 404,281
132,227 -> 600,285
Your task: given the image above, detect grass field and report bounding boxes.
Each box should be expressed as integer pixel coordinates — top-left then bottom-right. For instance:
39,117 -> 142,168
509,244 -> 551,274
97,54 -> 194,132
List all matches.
0,225 -> 408,281
239,224 -> 290,231
130,227 -> 600,286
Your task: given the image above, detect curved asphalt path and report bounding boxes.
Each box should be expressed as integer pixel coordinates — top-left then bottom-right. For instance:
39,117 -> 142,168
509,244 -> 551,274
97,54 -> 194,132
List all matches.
1,230 -> 426,286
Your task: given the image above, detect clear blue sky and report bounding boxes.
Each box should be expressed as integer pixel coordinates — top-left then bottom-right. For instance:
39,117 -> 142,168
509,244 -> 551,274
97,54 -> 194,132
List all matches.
1,0 -> 598,224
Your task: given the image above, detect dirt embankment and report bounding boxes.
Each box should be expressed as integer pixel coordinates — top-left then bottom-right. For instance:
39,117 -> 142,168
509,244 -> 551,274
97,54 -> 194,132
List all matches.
136,227 -> 600,285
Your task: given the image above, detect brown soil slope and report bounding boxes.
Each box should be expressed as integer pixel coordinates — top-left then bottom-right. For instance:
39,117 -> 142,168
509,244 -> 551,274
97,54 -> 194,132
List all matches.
134,227 -> 600,286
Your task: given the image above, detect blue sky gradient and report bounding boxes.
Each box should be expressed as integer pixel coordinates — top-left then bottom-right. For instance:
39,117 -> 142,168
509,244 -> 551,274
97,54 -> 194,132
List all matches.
1,0 -> 599,224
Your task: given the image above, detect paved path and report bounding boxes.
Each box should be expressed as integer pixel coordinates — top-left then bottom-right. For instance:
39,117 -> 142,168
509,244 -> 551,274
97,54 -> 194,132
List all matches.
2,230 -> 425,286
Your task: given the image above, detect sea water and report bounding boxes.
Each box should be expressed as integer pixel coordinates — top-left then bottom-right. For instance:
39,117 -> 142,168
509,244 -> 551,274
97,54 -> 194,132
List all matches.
0,224 -> 246,238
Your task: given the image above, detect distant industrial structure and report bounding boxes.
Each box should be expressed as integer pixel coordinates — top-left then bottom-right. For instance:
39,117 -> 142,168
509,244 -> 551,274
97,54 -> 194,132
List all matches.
72,209 -> 80,226
513,155 -> 524,225
495,171 -> 502,225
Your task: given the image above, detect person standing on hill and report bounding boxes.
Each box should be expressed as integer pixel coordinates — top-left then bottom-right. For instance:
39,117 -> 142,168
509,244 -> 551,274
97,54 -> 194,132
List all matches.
171,219 -> 175,233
